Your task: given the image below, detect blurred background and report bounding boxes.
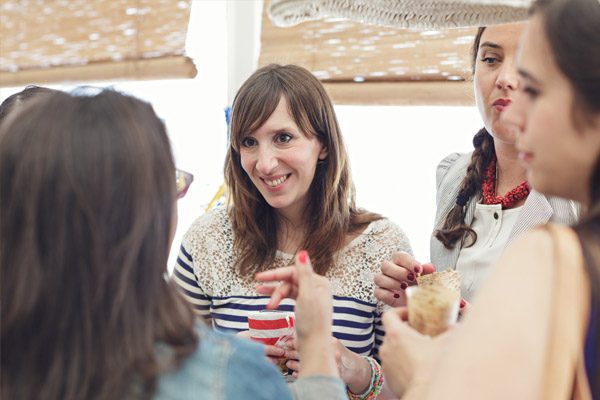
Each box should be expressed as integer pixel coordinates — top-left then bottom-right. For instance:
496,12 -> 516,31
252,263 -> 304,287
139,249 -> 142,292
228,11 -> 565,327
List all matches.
0,0 -> 482,270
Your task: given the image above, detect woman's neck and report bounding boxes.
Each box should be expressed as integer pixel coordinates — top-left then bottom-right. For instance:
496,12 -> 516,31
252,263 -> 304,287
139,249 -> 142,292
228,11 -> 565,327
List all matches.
494,143 -> 528,195
276,212 -> 307,254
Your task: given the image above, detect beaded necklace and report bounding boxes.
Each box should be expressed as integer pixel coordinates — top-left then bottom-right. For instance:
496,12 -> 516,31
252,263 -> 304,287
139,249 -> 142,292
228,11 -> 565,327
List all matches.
481,155 -> 530,209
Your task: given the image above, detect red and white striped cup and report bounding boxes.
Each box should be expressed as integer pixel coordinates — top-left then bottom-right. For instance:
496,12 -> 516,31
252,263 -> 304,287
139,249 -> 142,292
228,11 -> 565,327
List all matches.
248,310 -> 295,373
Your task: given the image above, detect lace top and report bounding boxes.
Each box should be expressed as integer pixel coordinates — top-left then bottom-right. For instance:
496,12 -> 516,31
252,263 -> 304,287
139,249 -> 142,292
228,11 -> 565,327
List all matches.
173,207 -> 412,357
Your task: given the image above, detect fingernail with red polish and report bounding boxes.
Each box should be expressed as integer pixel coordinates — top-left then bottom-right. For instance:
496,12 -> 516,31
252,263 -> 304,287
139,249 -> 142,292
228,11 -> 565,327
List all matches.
400,282 -> 408,290
414,265 -> 422,274
460,299 -> 466,308
298,250 -> 308,264
393,293 -> 400,299
407,273 -> 415,282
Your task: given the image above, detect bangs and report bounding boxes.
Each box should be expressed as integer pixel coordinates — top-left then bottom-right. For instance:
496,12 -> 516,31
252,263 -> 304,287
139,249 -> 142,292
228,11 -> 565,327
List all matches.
230,88 -> 282,151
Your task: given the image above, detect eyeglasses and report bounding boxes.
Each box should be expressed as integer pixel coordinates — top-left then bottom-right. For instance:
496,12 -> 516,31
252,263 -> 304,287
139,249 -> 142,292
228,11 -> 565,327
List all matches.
176,169 -> 194,199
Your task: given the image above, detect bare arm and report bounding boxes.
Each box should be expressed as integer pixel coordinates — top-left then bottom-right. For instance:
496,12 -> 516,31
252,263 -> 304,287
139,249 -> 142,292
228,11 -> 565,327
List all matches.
419,228 -> 589,399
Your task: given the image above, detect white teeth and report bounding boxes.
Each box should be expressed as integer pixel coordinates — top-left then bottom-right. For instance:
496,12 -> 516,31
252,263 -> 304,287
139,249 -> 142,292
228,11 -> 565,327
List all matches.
265,175 -> 288,187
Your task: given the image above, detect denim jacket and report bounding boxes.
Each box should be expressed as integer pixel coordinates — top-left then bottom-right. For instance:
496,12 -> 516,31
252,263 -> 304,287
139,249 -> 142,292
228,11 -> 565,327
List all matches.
154,322 -> 346,400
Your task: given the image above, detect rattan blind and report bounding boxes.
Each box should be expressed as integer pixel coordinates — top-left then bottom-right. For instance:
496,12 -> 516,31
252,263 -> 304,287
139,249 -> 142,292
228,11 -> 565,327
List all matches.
0,0 -> 197,87
260,3 -> 481,105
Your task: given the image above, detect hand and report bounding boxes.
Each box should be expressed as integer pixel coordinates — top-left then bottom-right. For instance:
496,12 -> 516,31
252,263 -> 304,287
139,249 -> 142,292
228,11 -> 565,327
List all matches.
284,337 -> 373,394
374,251 -> 436,307
255,251 -> 337,377
380,308 -> 452,398
236,330 -> 286,365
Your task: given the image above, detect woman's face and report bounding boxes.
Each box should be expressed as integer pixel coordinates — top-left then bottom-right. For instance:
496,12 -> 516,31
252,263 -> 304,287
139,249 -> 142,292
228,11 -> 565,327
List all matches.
504,15 -> 600,204
474,23 -> 526,145
239,96 -> 327,219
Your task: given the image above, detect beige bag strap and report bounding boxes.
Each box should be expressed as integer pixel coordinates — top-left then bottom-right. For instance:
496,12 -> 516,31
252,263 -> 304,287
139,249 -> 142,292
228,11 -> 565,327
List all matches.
542,223 -> 592,400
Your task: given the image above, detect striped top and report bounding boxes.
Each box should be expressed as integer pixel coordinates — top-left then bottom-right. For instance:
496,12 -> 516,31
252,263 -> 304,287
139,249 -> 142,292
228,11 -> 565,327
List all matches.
172,207 -> 412,358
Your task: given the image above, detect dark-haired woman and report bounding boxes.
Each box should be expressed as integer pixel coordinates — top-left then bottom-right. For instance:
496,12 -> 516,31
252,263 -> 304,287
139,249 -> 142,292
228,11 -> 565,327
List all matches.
380,0 -> 600,397
0,85 -> 57,122
173,64 -> 411,397
375,21 -> 578,306
0,89 -> 346,399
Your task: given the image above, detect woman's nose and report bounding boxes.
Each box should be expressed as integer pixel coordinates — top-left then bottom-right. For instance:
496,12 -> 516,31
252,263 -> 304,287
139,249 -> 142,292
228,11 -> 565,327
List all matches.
256,146 -> 278,174
496,60 -> 520,91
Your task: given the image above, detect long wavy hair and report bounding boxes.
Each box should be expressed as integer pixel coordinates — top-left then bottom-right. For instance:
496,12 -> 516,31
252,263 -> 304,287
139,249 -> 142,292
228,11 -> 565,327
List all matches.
225,64 -> 381,276
0,90 -> 197,399
435,27 -> 497,249
532,0 -> 600,395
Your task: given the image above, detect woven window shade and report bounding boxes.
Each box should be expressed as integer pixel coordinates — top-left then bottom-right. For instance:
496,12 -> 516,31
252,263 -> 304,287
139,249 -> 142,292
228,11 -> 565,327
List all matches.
0,0 -> 197,87
260,0 -> 530,105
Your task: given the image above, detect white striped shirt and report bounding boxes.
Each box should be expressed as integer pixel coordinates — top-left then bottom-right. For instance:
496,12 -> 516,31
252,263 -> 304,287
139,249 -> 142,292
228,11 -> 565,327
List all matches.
172,207 -> 412,358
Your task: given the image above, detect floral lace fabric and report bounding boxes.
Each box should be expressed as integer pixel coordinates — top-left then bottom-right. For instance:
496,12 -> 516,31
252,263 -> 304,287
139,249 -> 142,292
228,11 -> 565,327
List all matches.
181,207 -> 412,312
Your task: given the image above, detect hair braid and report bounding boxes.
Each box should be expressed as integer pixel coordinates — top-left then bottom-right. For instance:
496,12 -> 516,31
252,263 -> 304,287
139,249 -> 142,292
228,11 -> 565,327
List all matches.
435,128 -> 496,249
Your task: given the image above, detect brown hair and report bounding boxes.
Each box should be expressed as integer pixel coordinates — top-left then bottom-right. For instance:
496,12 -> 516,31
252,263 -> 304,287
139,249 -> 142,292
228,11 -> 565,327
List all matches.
225,64 -> 381,276
435,27 -> 496,249
0,90 -> 197,399
532,0 -> 600,395
0,85 -> 58,123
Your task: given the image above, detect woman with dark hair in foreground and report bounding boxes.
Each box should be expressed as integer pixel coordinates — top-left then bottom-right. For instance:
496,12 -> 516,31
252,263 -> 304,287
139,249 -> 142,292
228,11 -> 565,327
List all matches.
0,89 -> 345,399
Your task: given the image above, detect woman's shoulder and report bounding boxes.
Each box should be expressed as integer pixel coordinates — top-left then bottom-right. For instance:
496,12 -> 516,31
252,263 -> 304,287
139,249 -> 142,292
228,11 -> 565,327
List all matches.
369,217 -> 406,236
184,207 -> 231,236
155,323 -> 291,400
181,207 -> 233,257
345,217 -> 413,261
436,152 -> 472,188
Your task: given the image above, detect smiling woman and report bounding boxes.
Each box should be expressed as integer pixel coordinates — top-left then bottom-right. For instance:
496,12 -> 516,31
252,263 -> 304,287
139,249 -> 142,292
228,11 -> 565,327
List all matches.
172,63 -> 413,398
238,96 -> 328,221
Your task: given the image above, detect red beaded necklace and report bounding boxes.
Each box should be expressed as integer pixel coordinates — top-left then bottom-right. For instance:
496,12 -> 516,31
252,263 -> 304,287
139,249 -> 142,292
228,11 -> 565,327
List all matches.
481,156 -> 530,209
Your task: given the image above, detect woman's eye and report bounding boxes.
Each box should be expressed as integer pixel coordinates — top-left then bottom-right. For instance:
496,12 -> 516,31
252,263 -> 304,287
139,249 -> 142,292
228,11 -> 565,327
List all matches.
524,86 -> 540,98
241,137 -> 256,147
481,56 -> 499,64
275,133 -> 292,144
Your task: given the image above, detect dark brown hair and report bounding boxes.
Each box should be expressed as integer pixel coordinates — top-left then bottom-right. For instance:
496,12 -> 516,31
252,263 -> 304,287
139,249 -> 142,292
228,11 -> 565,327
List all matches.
532,0 -> 600,395
0,85 -> 57,123
435,27 -> 496,249
225,64 -> 381,276
0,90 -> 197,399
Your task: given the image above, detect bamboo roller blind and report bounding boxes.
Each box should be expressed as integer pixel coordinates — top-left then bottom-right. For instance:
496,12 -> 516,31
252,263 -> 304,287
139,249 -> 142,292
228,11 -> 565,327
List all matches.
259,3 -> 478,105
0,0 -> 196,87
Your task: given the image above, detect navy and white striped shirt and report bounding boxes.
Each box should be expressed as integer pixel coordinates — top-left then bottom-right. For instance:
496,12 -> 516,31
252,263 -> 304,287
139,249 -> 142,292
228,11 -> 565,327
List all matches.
173,208 -> 412,358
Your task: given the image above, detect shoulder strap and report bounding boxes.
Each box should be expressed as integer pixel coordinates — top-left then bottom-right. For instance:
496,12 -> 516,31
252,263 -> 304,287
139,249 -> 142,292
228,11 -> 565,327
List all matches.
542,224 -> 592,400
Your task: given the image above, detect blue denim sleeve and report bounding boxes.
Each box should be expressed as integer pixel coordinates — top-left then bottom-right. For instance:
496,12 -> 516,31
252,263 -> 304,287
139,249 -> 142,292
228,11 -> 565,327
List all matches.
225,339 -> 293,400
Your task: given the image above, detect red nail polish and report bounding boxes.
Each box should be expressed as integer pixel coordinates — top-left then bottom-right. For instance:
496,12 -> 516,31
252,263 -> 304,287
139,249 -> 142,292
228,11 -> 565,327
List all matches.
460,299 -> 466,308
298,250 -> 308,264
414,265 -> 422,274
407,273 -> 415,282
393,293 -> 400,299
400,282 -> 408,290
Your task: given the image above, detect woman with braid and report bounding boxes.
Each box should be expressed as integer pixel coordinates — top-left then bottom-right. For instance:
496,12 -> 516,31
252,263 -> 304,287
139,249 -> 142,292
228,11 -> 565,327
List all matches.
374,22 -> 578,306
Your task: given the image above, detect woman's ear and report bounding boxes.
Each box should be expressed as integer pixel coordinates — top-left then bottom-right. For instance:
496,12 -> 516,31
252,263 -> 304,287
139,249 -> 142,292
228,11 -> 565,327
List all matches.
318,145 -> 328,160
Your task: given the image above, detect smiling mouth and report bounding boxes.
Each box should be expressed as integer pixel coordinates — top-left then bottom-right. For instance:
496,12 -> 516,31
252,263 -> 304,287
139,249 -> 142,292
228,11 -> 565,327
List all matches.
263,174 -> 290,187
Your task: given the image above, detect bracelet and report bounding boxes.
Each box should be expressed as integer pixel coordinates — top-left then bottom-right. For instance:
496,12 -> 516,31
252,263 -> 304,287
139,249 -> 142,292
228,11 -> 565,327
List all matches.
346,357 -> 384,400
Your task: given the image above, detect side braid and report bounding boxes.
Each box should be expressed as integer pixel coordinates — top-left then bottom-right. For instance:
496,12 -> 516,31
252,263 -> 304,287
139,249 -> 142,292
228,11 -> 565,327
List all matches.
435,128 -> 495,249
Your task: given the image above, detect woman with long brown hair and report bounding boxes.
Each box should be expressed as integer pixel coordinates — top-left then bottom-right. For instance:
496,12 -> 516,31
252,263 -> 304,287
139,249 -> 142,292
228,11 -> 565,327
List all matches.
375,20 -> 578,307
173,63 -> 412,396
0,88 -> 345,399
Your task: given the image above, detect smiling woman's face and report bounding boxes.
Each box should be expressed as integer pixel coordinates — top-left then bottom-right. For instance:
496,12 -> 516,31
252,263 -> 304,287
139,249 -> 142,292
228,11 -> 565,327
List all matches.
239,95 -> 327,220
473,23 -> 525,146
504,14 -> 600,204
